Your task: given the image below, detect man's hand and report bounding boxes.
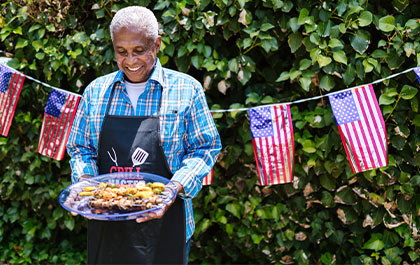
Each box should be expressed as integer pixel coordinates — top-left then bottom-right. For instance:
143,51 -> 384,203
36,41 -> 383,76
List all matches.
135,181 -> 184,223
70,175 -> 92,217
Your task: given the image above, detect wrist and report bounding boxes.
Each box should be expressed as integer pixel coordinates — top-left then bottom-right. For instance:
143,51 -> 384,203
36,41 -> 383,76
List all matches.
172,181 -> 185,195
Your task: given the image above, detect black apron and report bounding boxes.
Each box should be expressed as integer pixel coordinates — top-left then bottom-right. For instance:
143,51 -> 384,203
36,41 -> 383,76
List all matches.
87,82 -> 186,265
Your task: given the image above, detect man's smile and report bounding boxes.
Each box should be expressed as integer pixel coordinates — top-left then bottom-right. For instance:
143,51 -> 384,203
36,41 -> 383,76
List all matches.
127,66 -> 142,72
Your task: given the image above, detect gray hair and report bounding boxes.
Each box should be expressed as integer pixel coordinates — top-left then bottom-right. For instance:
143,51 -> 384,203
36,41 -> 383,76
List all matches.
110,6 -> 159,42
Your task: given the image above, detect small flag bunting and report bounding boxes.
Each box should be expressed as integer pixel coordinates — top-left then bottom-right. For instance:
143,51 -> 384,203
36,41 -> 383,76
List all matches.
328,84 -> 387,173
248,104 -> 294,185
37,88 -> 81,160
413,66 -> 420,84
202,169 -> 213,185
0,65 -> 25,136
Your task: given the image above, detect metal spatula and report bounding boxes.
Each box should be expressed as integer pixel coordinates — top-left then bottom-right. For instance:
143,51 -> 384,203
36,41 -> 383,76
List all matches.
132,147 -> 149,167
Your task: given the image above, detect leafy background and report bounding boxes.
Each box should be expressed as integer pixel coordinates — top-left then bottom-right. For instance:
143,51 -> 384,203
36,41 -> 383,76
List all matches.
1,0 -> 419,264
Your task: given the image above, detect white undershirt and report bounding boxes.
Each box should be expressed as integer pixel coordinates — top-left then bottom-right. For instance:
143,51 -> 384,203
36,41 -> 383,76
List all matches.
124,80 -> 147,112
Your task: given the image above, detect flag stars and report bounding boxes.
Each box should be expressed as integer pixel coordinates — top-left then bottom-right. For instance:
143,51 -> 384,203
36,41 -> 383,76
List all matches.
329,90 -> 360,125
249,106 -> 274,138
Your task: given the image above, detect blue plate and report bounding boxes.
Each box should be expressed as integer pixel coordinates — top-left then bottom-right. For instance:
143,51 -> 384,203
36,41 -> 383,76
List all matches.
59,172 -> 177,221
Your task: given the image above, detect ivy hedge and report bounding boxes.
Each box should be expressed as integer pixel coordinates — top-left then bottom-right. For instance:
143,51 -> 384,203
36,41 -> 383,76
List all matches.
1,0 -> 420,264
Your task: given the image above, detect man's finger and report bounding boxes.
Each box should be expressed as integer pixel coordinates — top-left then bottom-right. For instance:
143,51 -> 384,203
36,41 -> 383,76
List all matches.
71,212 -> 78,216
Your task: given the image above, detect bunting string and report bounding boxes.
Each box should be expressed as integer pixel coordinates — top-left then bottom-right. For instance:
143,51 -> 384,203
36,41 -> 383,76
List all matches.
211,66 -> 418,113
0,63 -> 80,98
0,60 -> 417,112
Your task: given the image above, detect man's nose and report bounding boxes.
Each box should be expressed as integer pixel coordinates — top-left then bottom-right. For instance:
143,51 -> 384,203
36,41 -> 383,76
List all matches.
127,53 -> 137,64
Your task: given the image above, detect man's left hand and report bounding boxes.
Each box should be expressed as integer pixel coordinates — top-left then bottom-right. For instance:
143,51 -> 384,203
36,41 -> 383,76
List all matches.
135,181 -> 184,223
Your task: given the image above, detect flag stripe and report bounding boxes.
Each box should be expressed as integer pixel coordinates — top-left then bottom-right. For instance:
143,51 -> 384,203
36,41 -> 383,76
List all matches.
281,105 -> 292,183
0,74 -> 16,121
350,120 -> 368,171
1,74 -> 17,135
57,96 -> 80,160
41,115 -> 54,155
273,106 -> 284,184
259,137 -> 269,185
0,74 -> 16,135
37,115 -> 48,154
267,137 -> 275,184
361,88 -> 385,167
358,86 -> 385,168
365,85 -> 387,165
337,126 -> 356,173
275,106 -> 287,184
0,73 -> 25,136
354,88 -> 381,169
252,139 -> 264,185
52,96 -> 74,159
49,102 -> 68,159
343,123 -> 363,172
4,74 -> 24,136
286,105 -> 295,182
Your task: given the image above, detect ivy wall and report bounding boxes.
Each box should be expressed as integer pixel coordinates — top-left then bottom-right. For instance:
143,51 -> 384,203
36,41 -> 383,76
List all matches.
0,0 -> 419,264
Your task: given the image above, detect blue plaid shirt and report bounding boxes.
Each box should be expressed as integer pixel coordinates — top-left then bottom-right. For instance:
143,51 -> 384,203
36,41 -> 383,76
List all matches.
67,59 -> 222,241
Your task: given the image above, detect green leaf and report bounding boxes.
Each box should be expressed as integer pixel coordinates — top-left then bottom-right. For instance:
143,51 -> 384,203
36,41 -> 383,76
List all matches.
31,40 -> 43,51
302,140 -> 316,153
288,32 -> 303,53
275,71 -> 290,82
319,75 -> 335,91
15,38 -> 28,49
226,203 -> 241,219
46,24 -> 56,32
320,252 -> 333,265
378,15 -> 395,32
328,38 -> 343,49
363,234 -> 385,251
299,77 -> 312,91
333,50 -> 347,65
28,24 -> 42,33
64,217 -> 75,231
191,55 -> 203,69
342,64 -> 356,85
260,23 -> 274,31
412,115 -> 420,127
297,8 -> 310,25
351,31 -> 370,54
401,85 -> 418,100
358,11 -> 372,27
379,94 -> 396,105
317,55 -> 332,67
320,174 -> 335,191
299,59 -> 312,70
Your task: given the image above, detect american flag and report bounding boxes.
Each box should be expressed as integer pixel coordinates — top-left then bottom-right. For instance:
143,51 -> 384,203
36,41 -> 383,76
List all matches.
202,169 -> 213,185
414,66 -> 420,84
0,65 -> 25,136
248,104 -> 294,185
328,84 -> 387,173
38,88 -> 81,160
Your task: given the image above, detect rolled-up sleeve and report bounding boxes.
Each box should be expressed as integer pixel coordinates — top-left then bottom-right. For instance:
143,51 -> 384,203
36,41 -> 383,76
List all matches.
171,84 -> 222,199
66,86 -> 99,183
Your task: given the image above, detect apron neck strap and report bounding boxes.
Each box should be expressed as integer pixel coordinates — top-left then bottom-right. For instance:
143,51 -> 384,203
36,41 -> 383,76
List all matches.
105,81 -> 164,116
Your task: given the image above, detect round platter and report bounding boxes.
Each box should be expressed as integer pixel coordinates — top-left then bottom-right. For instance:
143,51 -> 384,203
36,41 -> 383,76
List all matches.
58,172 -> 177,221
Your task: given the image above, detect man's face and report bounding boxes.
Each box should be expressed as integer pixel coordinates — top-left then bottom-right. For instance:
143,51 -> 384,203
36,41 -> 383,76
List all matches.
112,26 -> 161,83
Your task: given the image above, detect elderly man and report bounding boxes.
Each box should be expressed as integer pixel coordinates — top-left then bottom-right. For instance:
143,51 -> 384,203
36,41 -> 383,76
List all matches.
67,6 -> 221,264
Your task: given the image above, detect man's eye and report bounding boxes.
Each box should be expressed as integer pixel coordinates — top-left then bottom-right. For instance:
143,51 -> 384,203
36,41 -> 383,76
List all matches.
118,50 -> 127,55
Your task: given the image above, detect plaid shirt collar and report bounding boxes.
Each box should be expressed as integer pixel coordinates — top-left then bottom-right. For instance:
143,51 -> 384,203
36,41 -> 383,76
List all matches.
112,59 -> 165,88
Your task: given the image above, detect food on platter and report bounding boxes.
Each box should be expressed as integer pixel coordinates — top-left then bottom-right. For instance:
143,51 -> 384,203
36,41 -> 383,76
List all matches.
82,181 -> 165,211
59,172 -> 178,221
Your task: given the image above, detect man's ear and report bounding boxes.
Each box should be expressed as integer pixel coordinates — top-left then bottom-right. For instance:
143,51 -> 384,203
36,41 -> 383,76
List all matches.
155,36 -> 162,53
